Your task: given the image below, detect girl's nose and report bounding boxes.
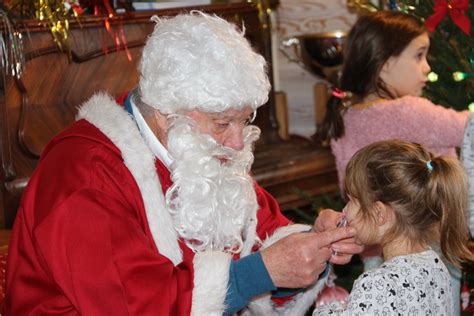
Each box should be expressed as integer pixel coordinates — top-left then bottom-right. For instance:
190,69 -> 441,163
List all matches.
423,59 -> 431,75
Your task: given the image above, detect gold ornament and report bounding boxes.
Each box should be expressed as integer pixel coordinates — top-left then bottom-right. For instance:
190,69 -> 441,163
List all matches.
0,10 -> 25,78
347,0 -> 379,13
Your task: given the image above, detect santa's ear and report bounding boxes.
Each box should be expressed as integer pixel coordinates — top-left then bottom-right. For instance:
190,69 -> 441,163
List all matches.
373,201 -> 391,226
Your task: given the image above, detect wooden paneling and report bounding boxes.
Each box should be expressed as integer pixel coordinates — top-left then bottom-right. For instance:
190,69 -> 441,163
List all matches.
253,139 -> 337,210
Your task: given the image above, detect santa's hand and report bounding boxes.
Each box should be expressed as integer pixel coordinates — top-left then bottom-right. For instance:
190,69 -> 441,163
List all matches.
313,208 -> 343,232
260,227 -> 355,288
329,236 -> 364,265
314,209 -> 364,264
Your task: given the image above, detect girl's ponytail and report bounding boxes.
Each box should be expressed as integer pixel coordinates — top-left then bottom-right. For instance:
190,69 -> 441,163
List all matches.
314,89 -> 350,144
426,156 -> 474,268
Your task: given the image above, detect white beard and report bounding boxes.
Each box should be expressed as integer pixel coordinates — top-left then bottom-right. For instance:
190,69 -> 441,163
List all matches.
165,115 -> 260,255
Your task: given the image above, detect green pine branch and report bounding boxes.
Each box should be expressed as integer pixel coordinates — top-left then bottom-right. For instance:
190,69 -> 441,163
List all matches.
402,0 -> 474,110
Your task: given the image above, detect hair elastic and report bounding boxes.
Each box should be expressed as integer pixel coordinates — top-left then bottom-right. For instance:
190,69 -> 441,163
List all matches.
426,160 -> 433,172
332,88 -> 347,99
332,88 -> 353,108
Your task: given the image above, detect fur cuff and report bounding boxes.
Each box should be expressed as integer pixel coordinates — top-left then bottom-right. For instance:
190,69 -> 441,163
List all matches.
260,224 -> 311,249
243,276 -> 328,316
191,251 -> 232,315
243,224 -> 327,316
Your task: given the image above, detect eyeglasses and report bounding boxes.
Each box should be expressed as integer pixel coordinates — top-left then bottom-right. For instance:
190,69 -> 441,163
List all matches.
201,110 -> 257,134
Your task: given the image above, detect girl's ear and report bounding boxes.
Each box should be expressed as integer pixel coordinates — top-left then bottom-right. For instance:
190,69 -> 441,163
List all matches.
380,57 -> 396,77
374,201 -> 392,226
379,56 -> 398,78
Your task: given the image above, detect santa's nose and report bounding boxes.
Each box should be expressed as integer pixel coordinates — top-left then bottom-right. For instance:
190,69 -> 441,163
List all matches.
223,125 -> 245,151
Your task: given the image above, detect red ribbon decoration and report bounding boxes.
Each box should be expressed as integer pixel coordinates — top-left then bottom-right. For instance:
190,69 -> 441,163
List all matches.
425,0 -> 471,36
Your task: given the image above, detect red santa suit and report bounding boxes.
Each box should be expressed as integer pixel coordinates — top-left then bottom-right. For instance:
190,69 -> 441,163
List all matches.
4,93 -> 325,315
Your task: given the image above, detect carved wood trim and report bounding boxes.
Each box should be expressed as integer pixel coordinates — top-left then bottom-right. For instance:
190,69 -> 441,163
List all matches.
0,75 -> 15,181
14,38 -> 149,161
15,76 -> 36,158
7,3 -> 257,33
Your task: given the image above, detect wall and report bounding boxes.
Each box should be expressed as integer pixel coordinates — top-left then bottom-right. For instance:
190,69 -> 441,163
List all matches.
275,0 -> 356,137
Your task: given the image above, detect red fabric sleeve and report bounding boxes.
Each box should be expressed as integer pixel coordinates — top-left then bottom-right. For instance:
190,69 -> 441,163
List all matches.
6,195 -> 194,315
254,183 -> 291,240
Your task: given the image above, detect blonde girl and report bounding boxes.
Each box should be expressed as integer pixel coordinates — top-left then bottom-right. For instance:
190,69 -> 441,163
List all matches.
314,140 -> 473,315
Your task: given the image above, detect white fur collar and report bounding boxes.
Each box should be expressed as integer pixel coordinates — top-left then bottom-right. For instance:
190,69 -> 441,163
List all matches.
76,93 -> 182,265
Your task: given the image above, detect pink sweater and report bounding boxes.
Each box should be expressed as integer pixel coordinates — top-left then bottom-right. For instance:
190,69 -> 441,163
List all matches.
330,96 -> 470,191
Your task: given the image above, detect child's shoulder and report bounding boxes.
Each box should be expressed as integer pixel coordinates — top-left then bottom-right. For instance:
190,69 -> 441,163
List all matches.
374,96 -> 449,116
397,95 -> 433,106
350,96 -> 433,112
380,95 -> 434,109
357,250 -> 444,281
348,250 -> 452,315
351,250 -> 448,299
389,249 -> 443,266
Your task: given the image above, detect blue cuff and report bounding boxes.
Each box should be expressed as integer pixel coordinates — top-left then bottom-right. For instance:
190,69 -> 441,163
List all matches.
271,262 -> 330,298
224,252 -> 276,315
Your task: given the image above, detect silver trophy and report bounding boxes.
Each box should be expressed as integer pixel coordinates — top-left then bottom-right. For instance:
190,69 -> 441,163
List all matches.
280,31 -> 347,83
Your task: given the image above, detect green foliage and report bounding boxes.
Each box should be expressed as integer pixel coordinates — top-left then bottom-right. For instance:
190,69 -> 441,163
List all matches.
402,0 -> 474,110
287,188 -> 345,225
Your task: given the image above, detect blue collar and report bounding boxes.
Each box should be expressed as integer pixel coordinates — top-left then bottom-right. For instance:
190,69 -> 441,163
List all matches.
124,93 -> 134,116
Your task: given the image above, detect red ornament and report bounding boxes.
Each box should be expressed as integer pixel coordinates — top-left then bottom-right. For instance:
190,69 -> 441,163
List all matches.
425,0 -> 471,36
315,271 -> 349,307
461,283 -> 473,312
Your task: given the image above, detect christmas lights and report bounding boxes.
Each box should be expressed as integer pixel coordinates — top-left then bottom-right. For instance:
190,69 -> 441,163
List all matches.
427,72 -> 439,82
453,72 -> 474,82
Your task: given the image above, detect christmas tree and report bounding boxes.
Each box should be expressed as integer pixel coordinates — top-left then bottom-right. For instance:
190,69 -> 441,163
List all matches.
349,0 -> 473,111
409,0 -> 473,111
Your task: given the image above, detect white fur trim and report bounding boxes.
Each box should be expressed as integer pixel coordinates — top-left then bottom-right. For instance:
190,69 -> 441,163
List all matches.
241,212 -> 258,257
243,278 -> 327,316
77,93 -> 182,265
243,224 -> 328,316
260,224 -> 311,249
191,251 -> 232,315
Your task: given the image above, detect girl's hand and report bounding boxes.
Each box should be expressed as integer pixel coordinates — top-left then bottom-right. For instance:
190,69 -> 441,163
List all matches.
329,236 -> 364,265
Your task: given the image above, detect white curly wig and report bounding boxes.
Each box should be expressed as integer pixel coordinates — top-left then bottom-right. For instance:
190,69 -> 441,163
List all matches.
139,11 -> 271,114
